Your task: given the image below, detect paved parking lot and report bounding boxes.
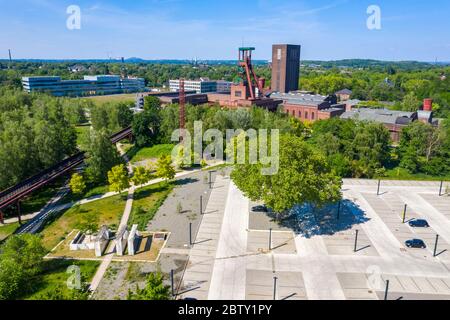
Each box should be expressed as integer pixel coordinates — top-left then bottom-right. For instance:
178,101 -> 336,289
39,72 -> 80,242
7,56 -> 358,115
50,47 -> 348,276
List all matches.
180,179 -> 450,300
322,227 -> 379,256
246,270 -> 307,300
247,231 -> 296,254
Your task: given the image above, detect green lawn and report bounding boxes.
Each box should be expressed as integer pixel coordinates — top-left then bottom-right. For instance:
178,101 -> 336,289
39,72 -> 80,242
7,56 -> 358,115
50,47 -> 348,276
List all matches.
128,182 -> 174,229
86,94 -> 136,105
0,222 -> 20,242
378,167 -> 450,181
41,194 -> 126,251
24,260 -> 100,300
129,144 -> 174,163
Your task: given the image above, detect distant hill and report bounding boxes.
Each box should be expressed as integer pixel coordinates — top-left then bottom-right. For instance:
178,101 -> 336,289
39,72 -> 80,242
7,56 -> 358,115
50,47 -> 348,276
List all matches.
301,59 -> 445,70
0,58 -> 448,69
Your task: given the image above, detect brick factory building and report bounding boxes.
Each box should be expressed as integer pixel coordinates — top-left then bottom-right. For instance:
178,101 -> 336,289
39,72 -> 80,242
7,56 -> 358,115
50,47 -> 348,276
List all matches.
340,99 -> 438,143
271,91 -> 345,122
271,44 -> 301,93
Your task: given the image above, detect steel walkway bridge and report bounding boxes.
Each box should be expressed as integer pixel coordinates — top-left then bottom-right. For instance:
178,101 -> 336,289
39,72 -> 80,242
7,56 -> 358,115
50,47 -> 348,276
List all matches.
0,126 -> 132,223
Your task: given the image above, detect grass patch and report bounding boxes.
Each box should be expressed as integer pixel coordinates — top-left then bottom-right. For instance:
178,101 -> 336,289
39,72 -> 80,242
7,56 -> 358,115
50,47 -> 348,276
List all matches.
23,259 -> 100,300
0,222 -> 20,242
378,167 -> 450,181
129,182 -> 174,229
40,194 -> 126,251
130,144 -> 174,163
85,94 -> 136,105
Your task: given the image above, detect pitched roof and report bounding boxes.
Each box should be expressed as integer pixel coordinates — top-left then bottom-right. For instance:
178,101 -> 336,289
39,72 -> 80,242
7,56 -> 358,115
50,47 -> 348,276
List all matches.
336,89 -> 352,95
341,108 -> 415,125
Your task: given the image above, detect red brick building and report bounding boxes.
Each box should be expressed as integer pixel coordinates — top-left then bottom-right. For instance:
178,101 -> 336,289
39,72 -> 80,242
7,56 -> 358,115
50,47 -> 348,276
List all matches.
270,92 -> 345,122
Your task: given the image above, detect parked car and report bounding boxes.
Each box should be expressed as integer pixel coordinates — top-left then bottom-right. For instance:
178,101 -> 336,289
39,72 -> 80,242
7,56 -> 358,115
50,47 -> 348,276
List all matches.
405,239 -> 426,249
408,219 -> 430,228
251,205 -> 269,213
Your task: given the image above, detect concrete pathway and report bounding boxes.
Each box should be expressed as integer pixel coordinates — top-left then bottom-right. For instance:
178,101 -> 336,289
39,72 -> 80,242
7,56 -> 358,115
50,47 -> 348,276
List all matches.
89,144 -> 136,294
179,175 -> 230,299
208,181 -> 249,300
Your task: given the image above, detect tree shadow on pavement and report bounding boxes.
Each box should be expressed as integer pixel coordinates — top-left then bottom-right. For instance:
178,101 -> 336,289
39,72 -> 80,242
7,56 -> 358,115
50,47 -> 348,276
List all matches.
274,200 -> 370,238
174,178 -> 199,186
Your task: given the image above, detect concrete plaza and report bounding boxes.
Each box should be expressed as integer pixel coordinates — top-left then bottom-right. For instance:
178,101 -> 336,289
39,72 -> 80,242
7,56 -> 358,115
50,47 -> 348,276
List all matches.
179,178 -> 450,300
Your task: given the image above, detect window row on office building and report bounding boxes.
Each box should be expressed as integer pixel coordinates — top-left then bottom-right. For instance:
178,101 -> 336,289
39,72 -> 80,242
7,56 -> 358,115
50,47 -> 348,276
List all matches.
22,75 -> 146,97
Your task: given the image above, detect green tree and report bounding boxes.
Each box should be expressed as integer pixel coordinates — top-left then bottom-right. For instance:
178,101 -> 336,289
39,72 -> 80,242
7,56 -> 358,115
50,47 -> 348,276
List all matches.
127,272 -> 171,300
0,234 -> 46,300
69,173 -> 86,195
84,129 -> 123,183
155,155 -> 176,183
108,164 -> 130,193
231,134 -> 342,215
131,166 -> 151,187
132,112 -> 152,148
117,103 -> 134,129
401,92 -> 422,112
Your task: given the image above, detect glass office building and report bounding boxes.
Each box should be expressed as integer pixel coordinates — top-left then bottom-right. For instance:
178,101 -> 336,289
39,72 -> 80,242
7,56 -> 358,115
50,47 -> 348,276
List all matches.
22,75 -> 145,97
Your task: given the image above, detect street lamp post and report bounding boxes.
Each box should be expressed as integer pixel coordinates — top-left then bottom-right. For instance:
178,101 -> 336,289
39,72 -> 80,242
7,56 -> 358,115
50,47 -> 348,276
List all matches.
384,280 -> 390,300
170,269 -> 175,297
189,222 -> 193,246
273,276 -> 278,300
377,180 -> 381,196
209,171 -> 213,189
337,201 -> 341,220
439,181 -> 444,196
402,204 -> 407,224
434,235 -> 440,257
269,228 -> 272,251
354,229 -> 359,253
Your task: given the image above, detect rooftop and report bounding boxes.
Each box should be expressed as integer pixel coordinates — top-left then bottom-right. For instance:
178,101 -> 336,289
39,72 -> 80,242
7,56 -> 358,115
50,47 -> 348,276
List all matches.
341,108 -> 416,125
336,88 -> 353,95
270,92 -> 333,106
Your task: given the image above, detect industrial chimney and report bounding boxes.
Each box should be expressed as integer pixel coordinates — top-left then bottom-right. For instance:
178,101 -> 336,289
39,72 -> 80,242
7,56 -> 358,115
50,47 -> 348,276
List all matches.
423,99 -> 433,111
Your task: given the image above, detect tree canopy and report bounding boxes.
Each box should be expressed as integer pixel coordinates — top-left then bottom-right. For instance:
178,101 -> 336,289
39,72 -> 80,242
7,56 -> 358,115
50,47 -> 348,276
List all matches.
231,134 -> 342,213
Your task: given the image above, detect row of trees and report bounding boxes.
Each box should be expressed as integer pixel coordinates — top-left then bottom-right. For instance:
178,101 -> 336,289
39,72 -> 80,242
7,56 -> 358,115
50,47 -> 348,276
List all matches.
308,117 -> 450,178
300,68 -> 450,117
70,155 -> 176,195
4,61 -> 449,116
0,88 -> 85,190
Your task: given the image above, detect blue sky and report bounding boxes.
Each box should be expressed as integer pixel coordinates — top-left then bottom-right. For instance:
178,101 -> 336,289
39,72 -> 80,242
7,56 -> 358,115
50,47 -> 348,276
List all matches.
0,0 -> 449,61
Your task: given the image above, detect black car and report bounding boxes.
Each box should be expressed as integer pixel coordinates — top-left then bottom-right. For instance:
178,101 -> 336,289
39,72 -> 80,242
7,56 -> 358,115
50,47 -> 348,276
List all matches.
251,205 -> 269,213
405,239 -> 426,249
408,219 -> 430,228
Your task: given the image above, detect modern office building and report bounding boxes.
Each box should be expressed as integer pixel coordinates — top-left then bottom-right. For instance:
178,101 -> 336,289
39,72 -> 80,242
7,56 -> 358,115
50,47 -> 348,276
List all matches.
271,44 -> 301,93
169,78 -> 232,94
22,75 -> 145,97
